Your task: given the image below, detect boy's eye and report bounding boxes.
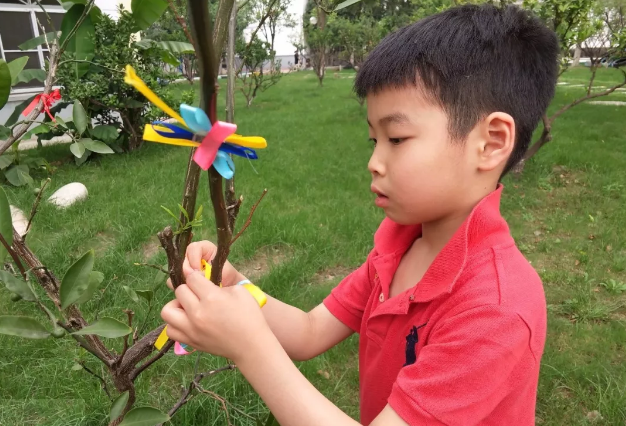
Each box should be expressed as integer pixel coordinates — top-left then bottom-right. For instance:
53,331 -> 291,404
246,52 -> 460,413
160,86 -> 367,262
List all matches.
389,138 -> 405,145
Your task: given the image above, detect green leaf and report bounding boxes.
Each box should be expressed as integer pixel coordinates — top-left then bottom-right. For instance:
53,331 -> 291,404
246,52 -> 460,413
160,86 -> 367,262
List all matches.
154,41 -> 194,55
5,165 -> 34,187
54,115 -> 67,130
135,290 -> 153,303
0,271 -> 36,301
0,164 -> 15,197
0,60 -> 10,110
110,391 -> 130,422
0,156 -> 14,170
73,100 -> 88,135
74,271 -> 104,304
71,362 -> 83,370
60,5 -> 95,78
60,250 -> 95,309
19,32 -> 59,51
0,316 -> 50,339
23,123 -> 51,139
4,95 -> 37,127
122,285 -> 139,303
75,149 -> 91,166
177,204 -> 189,221
14,68 -> 46,85
134,39 -> 155,50
8,57 -> 29,86
0,126 -> 9,139
160,50 -> 180,67
91,125 -> 118,143
335,0 -> 362,11
70,142 -> 85,158
118,407 -> 170,426
131,0 -> 168,30
71,317 -> 132,338
81,138 -> 114,154
60,0 -> 86,10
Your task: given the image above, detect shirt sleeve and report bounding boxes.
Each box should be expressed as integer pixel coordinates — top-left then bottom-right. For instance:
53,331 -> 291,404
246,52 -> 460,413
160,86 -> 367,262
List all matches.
323,251 -> 375,333
388,305 -> 533,425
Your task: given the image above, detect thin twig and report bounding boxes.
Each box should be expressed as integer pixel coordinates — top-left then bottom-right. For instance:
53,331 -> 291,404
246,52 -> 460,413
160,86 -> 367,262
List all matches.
133,262 -> 168,274
230,189 -> 267,246
166,0 -> 195,47
166,364 -> 236,419
136,301 -> 154,337
77,360 -> 112,399
25,178 -> 51,239
130,340 -> 174,381
0,232 -> 27,280
121,310 -> 134,360
58,322 -> 113,367
194,383 -> 232,425
195,382 -> 255,420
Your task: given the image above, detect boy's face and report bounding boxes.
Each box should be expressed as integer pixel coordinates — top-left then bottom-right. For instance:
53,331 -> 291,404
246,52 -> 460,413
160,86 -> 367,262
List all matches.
367,85 -> 479,225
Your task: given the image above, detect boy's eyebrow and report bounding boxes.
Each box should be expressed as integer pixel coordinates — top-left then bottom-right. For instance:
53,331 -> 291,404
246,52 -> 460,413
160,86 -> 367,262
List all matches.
367,112 -> 411,127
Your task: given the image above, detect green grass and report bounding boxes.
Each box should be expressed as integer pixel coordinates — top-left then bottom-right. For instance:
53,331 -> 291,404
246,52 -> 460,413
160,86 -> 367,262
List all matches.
1,67 -> 625,425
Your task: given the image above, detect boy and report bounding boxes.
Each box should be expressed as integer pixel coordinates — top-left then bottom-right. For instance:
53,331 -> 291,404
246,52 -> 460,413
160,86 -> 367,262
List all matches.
161,4 -> 558,425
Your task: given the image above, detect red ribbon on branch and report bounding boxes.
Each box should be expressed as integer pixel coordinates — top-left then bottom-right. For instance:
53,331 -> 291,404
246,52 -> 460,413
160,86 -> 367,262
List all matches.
22,89 -> 62,121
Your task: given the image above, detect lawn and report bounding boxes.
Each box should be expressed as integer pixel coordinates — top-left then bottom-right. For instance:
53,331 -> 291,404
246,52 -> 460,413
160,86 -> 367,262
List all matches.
0,66 -> 625,425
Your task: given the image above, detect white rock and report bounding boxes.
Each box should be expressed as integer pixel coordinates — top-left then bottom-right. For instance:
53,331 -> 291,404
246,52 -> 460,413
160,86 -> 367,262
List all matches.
10,206 -> 28,237
48,182 -> 88,208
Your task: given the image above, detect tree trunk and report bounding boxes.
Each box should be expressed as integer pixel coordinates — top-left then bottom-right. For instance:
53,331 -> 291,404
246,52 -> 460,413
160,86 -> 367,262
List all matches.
572,44 -> 582,67
315,8 -> 327,86
225,0 -> 237,223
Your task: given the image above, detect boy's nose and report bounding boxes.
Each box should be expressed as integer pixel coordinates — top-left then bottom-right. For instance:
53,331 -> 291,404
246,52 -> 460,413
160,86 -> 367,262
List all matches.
368,147 -> 386,177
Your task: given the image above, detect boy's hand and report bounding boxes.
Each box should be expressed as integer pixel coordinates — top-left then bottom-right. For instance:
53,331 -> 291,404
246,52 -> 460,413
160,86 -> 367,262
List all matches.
166,240 -> 246,290
161,268 -> 271,360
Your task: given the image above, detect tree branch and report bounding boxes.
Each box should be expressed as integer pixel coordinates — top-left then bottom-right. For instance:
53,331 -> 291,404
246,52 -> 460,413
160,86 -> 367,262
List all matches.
77,360 -> 112,399
551,69 -> 626,121
164,364 -> 236,421
24,178 -> 51,239
230,189 -> 267,246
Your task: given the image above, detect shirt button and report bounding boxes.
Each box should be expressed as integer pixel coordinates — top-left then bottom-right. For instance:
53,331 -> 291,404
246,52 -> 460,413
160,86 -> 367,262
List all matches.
409,295 -> 415,301
374,273 -> 379,279
379,293 -> 385,302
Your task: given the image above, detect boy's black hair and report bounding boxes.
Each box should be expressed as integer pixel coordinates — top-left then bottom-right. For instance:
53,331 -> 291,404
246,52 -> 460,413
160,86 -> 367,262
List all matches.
354,4 -> 559,175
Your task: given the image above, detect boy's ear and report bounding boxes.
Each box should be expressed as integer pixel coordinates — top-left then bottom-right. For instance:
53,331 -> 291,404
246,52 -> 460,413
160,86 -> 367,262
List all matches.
476,112 -> 515,173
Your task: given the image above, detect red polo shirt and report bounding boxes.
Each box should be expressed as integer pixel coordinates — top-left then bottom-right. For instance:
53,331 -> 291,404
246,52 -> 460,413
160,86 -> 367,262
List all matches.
324,187 -> 546,425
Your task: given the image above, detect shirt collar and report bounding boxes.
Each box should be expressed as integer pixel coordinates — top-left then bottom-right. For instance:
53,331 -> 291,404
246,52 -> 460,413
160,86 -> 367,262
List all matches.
373,184 -> 511,303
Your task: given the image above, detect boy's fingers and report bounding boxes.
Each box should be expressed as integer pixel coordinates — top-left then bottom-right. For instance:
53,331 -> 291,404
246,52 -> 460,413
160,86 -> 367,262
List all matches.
161,299 -> 190,329
174,283 -> 202,312
187,241 -> 217,270
185,270 -> 217,300
163,324 -> 189,345
182,258 -> 194,277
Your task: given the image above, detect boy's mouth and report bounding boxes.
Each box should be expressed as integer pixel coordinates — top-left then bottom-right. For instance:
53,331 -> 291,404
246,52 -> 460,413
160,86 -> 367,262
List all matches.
371,185 -> 389,207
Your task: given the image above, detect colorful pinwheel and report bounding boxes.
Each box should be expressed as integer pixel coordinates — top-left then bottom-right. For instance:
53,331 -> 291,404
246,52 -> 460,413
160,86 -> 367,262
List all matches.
124,66 -> 267,179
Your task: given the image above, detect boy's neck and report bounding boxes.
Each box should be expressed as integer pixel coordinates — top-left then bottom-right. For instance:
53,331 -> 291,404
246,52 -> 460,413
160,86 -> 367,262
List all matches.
419,183 -> 499,254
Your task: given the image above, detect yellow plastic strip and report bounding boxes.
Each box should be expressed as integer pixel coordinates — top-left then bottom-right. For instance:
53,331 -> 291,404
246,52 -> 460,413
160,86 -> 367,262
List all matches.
124,65 -> 187,126
242,283 -> 268,307
155,326 -> 169,350
144,125 -> 199,148
225,135 -> 267,149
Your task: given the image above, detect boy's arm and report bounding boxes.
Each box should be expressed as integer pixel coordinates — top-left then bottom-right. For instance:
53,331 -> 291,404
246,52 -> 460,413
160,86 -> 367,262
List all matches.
178,241 -> 356,361
261,297 -> 353,361
238,328 -> 410,426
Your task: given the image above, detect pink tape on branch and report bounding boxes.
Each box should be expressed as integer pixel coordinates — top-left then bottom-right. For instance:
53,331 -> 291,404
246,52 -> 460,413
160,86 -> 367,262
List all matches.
174,341 -> 195,356
193,121 -> 237,170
